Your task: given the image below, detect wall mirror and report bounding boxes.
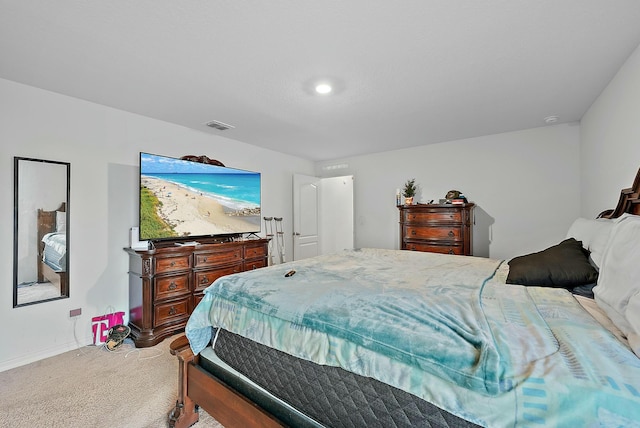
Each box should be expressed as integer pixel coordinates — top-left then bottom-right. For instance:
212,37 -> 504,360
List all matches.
14,157 -> 70,307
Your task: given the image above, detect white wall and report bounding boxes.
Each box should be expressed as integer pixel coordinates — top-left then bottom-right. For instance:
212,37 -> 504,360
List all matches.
0,78 -> 315,371
317,123 -> 582,260
580,43 -> 640,216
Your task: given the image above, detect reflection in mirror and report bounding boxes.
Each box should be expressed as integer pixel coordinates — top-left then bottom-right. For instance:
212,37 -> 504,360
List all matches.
14,157 -> 70,307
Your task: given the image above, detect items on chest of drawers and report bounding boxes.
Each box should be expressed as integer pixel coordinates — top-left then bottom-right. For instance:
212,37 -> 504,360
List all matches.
399,204 -> 474,256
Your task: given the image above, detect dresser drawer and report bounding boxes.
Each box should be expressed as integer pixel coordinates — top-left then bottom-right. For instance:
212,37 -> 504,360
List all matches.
193,292 -> 205,308
405,226 -> 462,240
154,274 -> 190,301
155,255 -> 191,274
404,210 -> 462,223
245,258 -> 267,271
194,248 -> 242,268
194,263 -> 243,291
153,297 -> 190,327
245,244 -> 267,259
405,242 -> 463,255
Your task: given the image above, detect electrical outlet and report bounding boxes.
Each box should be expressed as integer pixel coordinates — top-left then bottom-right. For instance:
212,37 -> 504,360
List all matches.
69,308 -> 82,317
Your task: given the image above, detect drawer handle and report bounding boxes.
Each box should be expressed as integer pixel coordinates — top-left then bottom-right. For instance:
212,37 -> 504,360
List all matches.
200,276 -> 209,284
168,282 -> 177,290
170,261 -> 176,267
411,230 -> 416,236
448,230 -> 454,237
448,249 -> 454,254
168,306 -> 177,315
203,257 -> 208,262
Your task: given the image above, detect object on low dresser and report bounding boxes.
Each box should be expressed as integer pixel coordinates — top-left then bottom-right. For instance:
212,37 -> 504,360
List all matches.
399,204 -> 475,255
125,238 -> 268,347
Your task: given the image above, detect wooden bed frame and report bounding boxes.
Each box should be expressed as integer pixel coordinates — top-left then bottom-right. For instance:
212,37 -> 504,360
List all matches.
168,168 -> 640,428
169,335 -> 283,428
37,202 -> 68,297
599,167 -> 640,218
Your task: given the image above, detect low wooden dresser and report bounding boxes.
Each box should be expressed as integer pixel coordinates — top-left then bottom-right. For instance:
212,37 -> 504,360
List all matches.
124,238 -> 269,347
399,204 -> 475,256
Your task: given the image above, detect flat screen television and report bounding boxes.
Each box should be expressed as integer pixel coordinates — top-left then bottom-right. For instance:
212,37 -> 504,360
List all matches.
139,152 -> 261,241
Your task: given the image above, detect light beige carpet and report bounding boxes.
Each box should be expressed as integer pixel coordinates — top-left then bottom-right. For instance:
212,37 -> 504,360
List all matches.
0,336 -> 224,428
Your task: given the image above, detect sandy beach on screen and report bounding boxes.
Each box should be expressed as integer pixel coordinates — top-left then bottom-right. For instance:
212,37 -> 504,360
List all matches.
142,176 -> 260,236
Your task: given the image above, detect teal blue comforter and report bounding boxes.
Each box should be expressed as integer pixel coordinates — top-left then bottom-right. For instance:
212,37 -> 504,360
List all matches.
186,248 -> 640,427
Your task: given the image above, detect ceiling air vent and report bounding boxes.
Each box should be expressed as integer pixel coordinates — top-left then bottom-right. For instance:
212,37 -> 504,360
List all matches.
204,119 -> 235,131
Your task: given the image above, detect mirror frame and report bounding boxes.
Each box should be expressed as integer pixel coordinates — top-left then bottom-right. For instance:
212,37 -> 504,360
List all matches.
13,157 -> 70,307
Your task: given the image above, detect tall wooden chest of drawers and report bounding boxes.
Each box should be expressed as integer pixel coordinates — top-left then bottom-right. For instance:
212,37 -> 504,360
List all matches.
399,204 -> 475,256
125,238 -> 269,347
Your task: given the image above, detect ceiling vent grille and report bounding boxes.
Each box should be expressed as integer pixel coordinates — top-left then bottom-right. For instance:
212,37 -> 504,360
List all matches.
205,120 -> 235,131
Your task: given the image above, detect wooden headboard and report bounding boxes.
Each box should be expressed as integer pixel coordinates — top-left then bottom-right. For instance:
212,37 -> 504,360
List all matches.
599,167 -> 640,218
37,202 -> 65,241
180,155 -> 225,166
36,202 -> 67,289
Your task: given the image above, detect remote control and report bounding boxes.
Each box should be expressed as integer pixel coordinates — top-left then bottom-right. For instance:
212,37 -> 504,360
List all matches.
285,270 -> 296,277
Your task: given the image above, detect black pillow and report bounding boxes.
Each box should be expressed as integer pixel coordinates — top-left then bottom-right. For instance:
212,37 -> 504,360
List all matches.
506,238 -> 598,288
571,283 -> 597,299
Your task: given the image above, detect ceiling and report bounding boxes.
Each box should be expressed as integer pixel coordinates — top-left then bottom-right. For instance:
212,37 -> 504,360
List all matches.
2,1 -> 640,162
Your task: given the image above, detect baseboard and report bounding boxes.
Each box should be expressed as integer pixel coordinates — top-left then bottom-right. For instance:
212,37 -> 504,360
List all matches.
0,334 -> 94,373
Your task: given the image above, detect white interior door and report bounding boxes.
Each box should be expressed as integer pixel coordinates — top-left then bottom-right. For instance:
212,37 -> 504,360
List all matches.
293,174 -> 319,260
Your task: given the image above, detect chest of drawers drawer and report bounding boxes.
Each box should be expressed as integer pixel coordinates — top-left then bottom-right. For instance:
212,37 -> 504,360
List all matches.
245,244 -> 267,259
405,242 -> 464,255
403,210 -> 462,223
155,255 -> 191,274
194,248 -> 242,268
404,226 -> 462,241
245,258 -> 267,271
194,263 -> 243,292
154,273 -> 190,300
154,297 -> 190,327
193,292 -> 206,308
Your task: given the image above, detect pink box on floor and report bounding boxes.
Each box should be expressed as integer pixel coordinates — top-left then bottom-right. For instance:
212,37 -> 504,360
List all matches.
91,311 -> 124,345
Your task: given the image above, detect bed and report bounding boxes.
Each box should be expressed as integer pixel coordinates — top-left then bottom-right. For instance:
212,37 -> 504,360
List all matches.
168,169 -> 640,428
37,202 -> 68,296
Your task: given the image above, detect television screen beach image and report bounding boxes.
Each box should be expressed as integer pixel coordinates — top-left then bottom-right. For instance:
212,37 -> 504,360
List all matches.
139,152 -> 261,241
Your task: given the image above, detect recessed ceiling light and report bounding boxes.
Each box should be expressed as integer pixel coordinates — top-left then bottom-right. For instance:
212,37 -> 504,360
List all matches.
315,83 -> 332,94
544,115 -> 559,124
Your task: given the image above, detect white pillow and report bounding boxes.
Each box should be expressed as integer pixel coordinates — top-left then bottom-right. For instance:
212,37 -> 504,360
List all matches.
566,217 -> 614,269
566,217 -> 597,248
56,210 -> 66,233
626,297 -> 640,359
593,214 -> 640,357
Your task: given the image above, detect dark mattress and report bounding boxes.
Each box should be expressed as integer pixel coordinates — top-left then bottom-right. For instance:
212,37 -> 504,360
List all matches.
199,329 -> 480,428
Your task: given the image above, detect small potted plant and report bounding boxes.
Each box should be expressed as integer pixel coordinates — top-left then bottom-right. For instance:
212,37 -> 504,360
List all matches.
402,178 -> 417,205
